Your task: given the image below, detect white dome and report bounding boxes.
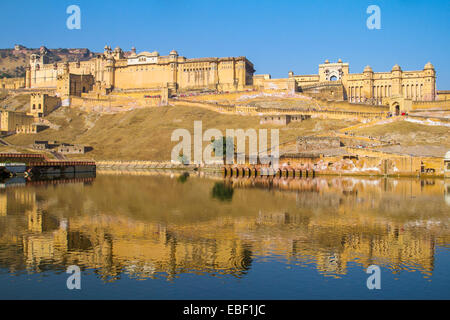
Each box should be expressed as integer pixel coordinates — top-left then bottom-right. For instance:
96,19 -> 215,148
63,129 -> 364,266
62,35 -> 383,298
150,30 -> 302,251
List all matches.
445,151 -> 450,160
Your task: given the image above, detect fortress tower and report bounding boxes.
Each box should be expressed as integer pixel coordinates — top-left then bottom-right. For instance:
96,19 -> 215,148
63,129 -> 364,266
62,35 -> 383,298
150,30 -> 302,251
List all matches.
423,62 -> 436,101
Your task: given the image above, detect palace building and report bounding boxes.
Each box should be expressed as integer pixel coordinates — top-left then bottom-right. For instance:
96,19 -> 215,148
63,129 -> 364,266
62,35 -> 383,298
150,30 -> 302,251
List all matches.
254,59 -> 437,104
0,46 -> 443,111
25,46 -> 255,94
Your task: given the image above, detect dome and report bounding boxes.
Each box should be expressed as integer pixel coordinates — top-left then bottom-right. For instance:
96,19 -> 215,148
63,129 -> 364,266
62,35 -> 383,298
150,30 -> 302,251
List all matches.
338,58 -> 342,63
324,59 -> 329,64
445,150 -> 450,161
170,50 -> 178,55
129,47 -> 137,57
391,64 -> 402,72
424,62 -> 434,69
364,65 -> 373,72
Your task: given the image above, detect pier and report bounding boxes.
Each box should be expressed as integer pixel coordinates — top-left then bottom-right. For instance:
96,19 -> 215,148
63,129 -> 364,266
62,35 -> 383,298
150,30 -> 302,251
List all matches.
0,153 -> 96,177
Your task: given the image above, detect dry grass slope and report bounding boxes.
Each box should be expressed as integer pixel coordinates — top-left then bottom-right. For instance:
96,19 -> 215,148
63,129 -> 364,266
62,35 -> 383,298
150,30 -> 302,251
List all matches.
352,121 -> 450,148
3,104 -> 356,160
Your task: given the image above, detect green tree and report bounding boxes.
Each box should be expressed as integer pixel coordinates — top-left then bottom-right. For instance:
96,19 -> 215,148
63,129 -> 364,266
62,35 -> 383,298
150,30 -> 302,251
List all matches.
211,136 -> 234,160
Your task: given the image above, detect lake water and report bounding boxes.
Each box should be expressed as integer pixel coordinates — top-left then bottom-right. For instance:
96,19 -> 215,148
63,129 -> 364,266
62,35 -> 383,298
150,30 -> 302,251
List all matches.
0,172 -> 449,299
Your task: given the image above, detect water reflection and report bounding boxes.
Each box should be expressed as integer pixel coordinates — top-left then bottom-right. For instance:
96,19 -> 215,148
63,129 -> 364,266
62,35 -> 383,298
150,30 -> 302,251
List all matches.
211,182 -> 234,201
0,173 -> 449,284
177,172 -> 190,184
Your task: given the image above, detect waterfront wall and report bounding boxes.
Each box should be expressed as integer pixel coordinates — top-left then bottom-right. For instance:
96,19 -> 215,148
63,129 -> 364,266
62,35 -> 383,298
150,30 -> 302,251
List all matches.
95,154 -> 445,178
171,99 -> 387,120
278,151 -> 444,177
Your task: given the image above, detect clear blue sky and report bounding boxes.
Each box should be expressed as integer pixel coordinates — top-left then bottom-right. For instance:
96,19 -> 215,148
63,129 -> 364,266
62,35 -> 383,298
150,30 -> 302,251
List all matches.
1,0 -> 449,89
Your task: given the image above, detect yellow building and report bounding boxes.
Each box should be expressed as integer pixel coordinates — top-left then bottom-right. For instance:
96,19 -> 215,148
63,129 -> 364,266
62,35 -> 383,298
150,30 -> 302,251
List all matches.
56,71 -> 95,98
0,110 -> 34,133
445,151 -> 450,179
0,77 -> 25,90
255,59 -> 437,104
437,90 -> 450,100
15,47 -> 446,108
26,46 -> 255,94
29,93 -> 61,117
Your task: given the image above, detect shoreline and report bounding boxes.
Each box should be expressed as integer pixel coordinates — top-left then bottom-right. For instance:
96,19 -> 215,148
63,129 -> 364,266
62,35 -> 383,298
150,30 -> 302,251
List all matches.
95,161 -> 448,179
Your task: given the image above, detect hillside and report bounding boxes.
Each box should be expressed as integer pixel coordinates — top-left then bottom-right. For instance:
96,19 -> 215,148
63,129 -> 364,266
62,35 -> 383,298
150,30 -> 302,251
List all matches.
0,46 -> 95,78
1,90 -> 448,161
1,104 -> 356,161
0,91 -> 30,111
352,120 -> 450,148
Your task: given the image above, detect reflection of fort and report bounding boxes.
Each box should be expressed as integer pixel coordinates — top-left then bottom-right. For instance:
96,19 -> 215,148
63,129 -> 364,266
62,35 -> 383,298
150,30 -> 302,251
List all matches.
20,214 -> 254,280
0,176 -> 449,280
0,185 -> 253,280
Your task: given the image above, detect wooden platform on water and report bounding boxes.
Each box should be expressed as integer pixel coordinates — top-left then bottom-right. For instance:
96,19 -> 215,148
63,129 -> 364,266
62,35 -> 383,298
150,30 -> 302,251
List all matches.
0,153 -> 96,176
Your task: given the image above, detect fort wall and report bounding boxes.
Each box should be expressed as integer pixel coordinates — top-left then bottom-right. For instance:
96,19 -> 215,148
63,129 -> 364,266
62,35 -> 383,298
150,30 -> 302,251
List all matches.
26,47 -> 255,94
0,77 -> 25,89
172,98 -> 387,120
70,87 -> 168,110
29,93 -> 61,117
0,110 -> 35,133
412,100 -> 450,110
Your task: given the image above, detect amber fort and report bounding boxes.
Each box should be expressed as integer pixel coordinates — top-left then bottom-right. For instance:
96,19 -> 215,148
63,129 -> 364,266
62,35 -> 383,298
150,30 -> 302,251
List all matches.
0,45 -> 447,110
0,44 -> 449,178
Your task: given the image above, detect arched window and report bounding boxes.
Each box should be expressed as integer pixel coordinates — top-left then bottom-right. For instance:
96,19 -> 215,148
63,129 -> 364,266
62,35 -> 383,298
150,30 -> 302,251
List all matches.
330,75 -> 337,81
32,104 -> 35,109
38,104 -> 41,109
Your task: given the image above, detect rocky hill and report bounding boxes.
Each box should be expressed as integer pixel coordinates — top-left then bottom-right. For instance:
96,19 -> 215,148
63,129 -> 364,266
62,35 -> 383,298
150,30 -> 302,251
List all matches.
0,45 -> 96,78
